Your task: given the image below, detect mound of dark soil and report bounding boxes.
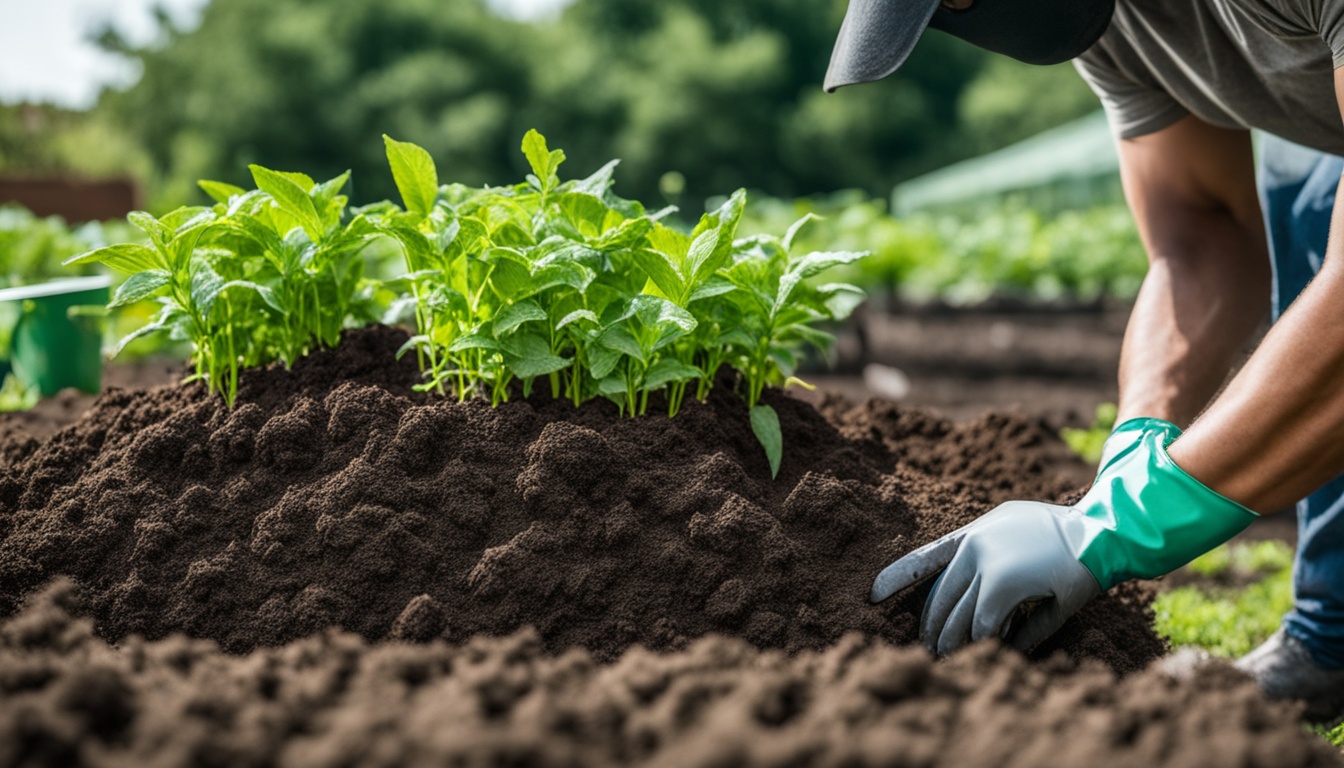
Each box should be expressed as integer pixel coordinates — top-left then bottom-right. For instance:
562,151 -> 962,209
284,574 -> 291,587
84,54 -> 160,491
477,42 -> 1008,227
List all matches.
0,325 -> 1160,669
3,581 -> 1338,768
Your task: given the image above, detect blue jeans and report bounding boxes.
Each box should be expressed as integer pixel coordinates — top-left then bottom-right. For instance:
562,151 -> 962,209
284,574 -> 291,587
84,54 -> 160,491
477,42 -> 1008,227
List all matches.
1258,134 -> 1344,669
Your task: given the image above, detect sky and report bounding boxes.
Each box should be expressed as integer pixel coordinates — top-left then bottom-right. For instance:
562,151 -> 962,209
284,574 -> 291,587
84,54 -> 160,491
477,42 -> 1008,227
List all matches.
0,0 -> 573,108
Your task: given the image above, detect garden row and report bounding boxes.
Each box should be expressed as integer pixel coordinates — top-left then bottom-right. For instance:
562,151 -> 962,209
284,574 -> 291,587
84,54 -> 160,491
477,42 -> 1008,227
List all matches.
70,132 -> 869,475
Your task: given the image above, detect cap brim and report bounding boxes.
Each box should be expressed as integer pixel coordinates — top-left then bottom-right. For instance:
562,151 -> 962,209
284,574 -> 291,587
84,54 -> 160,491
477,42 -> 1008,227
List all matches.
824,0 -> 942,92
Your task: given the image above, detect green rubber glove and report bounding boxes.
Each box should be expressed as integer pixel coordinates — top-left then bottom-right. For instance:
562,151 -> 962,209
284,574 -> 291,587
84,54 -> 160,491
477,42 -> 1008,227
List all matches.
1071,417 -> 1260,587
1095,416 -> 1150,474
871,417 -> 1259,655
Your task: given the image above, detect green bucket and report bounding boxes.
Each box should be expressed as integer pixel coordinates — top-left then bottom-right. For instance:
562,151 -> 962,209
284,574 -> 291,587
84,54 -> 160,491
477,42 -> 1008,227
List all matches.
0,276 -> 111,397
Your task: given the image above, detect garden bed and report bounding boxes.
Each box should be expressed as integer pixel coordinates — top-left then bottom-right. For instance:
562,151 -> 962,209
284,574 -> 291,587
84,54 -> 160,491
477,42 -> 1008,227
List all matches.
0,325 -> 1337,766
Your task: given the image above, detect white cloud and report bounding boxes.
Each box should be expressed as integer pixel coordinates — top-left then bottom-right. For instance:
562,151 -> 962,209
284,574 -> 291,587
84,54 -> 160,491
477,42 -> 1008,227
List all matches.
0,0 -> 207,108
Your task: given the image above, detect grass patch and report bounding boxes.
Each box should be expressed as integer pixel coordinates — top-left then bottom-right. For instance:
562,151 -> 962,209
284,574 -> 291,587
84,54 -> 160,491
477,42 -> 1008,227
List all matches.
1154,540 -> 1295,658
1318,724 -> 1344,748
1154,540 -> 1344,748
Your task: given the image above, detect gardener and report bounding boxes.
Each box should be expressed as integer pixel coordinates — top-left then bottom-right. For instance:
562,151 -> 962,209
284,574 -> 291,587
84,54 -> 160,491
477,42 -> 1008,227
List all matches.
826,0 -> 1344,721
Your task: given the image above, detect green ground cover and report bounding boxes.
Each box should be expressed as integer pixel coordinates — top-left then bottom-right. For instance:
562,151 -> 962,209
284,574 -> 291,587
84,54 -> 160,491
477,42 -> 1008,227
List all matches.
1154,540 -> 1344,747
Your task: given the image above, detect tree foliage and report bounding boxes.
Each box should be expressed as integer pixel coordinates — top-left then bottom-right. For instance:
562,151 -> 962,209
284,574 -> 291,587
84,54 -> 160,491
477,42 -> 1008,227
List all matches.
67,0 -> 1097,211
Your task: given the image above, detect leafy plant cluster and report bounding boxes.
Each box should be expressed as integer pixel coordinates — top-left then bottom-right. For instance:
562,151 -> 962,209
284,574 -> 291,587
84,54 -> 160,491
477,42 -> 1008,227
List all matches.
72,131 -> 869,477
740,194 -> 1147,305
68,168 -> 392,406
378,131 -> 865,476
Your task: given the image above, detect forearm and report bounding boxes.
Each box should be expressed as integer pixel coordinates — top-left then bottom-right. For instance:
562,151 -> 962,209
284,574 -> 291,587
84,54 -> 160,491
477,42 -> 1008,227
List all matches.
1116,229 -> 1269,427
1171,186 -> 1344,513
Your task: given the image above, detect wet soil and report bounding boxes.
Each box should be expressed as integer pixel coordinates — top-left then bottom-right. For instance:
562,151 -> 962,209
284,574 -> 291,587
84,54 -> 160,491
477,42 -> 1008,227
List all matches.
3,580 -> 1338,768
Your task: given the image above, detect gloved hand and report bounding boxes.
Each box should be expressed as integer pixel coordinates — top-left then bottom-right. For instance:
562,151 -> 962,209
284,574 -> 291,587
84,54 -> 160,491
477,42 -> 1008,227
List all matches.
872,418 -> 1259,656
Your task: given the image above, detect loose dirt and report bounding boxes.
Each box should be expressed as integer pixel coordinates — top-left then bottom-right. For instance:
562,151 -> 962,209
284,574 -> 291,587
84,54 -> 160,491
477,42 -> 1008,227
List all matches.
3,580 -> 1338,768
0,325 -> 1335,767
0,325 -> 1156,668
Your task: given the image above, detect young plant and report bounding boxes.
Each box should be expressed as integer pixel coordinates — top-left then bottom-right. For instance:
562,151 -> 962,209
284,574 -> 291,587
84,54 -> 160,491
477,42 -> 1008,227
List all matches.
78,131 -> 869,477
378,131 -> 869,477
67,168 -> 386,406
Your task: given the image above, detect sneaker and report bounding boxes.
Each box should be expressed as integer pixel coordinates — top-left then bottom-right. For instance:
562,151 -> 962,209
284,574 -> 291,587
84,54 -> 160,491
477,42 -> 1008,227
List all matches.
1235,629 -> 1344,724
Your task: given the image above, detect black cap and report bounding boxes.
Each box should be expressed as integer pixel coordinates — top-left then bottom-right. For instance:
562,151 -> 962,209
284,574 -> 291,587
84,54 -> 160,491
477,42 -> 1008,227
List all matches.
825,0 -> 1116,92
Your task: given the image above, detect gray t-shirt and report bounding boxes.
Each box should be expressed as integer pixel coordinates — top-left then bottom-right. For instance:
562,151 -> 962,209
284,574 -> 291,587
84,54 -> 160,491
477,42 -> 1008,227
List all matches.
1074,0 -> 1344,154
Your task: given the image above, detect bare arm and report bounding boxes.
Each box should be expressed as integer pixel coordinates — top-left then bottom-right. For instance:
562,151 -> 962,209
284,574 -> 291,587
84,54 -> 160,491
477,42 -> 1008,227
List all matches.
1113,116 -> 1270,428
1162,69 -> 1344,513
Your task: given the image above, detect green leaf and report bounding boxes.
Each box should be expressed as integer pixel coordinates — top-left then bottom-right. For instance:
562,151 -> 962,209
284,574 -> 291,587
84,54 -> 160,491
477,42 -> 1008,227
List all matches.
449,333 -> 502,354
199,180 -> 246,205
381,225 -> 438,272
642,358 -> 701,391
750,404 -> 783,479
779,323 -> 835,352
596,375 -> 628,397
128,211 -> 172,250
383,296 -> 419,326
489,259 -> 534,299
533,261 -> 596,293
790,250 -> 869,281
588,344 -> 621,380
596,217 -> 654,250
687,189 -> 746,285
648,224 -> 690,263
532,237 -> 602,269
383,135 -> 439,216
688,276 -> 736,303
109,270 -> 171,309
220,280 -> 284,312
555,193 -> 610,235
632,294 -> 696,336
572,158 -> 620,197
597,325 -> 644,363
522,129 -> 566,192
112,321 -> 167,358
783,213 -> 821,254
502,333 -> 570,378
720,327 -> 756,350
684,227 -> 720,283
273,170 -> 316,191
556,309 -> 598,331
63,243 -> 161,273
250,164 -> 325,241
189,261 -> 225,316
634,248 -> 686,303
816,282 -> 867,319
224,215 -> 287,257
314,171 -> 351,204
493,300 -> 548,337
396,334 -> 430,360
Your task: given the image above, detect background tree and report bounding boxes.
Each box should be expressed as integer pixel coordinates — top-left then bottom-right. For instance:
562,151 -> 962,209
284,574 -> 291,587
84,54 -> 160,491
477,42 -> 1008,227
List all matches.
8,0 -> 1102,212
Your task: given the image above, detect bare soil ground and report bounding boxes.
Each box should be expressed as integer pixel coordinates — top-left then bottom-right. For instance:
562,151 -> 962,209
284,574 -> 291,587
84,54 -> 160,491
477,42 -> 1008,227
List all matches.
0,316 -> 1329,768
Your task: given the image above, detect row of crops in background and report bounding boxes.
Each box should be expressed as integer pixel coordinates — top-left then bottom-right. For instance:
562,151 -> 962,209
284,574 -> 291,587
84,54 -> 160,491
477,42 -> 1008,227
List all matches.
741,193 -> 1147,306
0,207 -> 128,288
